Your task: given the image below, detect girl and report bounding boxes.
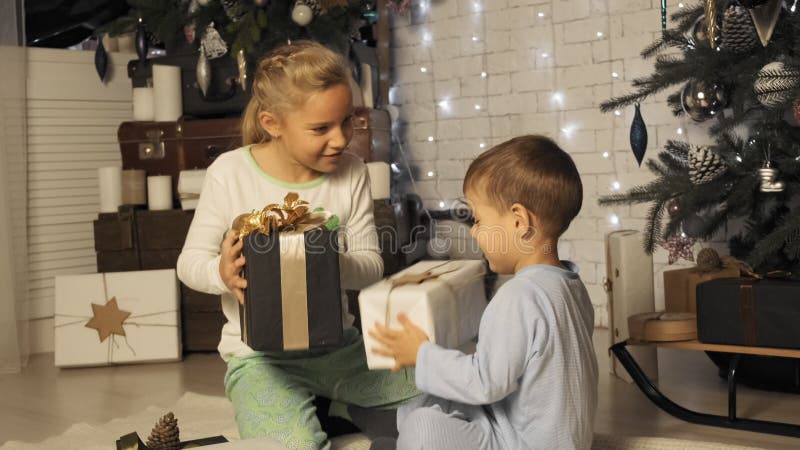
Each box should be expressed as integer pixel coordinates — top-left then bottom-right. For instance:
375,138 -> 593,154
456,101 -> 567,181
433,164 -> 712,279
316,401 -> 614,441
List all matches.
177,41 -> 417,449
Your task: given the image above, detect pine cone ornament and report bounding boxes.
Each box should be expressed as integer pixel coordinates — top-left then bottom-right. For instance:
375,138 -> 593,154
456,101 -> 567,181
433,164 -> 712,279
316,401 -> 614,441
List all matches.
688,146 -> 726,184
721,5 -> 759,53
146,412 -> 180,450
696,247 -> 723,271
754,61 -> 800,108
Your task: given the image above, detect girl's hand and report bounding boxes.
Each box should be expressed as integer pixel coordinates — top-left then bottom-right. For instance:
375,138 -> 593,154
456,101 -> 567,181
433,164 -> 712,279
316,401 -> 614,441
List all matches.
368,314 -> 429,373
219,229 -> 247,304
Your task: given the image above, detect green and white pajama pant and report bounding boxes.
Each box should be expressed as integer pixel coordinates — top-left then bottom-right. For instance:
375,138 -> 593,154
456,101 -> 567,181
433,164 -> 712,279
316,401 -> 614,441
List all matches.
224,328 -> 418,449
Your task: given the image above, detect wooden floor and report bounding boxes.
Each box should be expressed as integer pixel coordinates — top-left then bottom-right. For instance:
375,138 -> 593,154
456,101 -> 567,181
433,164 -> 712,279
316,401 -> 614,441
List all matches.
2,330 -> 800,449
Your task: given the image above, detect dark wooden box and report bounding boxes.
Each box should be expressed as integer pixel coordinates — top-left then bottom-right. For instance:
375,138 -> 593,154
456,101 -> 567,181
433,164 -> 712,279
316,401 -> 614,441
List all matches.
96,250 -> 140,272
140,249 -> 181,270
93,211 -> 136,251
135,210 -> 195,250
181,285 -> 225,352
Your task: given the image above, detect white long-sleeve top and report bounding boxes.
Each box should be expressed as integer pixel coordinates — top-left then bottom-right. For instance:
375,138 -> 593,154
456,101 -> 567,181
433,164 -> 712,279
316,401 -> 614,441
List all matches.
177,147 -> 383,361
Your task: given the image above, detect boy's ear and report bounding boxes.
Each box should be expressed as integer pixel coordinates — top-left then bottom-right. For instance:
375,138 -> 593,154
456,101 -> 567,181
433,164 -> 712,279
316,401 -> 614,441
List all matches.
510,203 -> 533,232
258,111 -> 282,138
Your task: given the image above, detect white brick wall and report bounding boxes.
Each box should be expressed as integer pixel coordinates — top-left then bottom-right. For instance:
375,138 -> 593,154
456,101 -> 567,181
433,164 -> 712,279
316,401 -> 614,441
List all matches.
390,1 -> 723,328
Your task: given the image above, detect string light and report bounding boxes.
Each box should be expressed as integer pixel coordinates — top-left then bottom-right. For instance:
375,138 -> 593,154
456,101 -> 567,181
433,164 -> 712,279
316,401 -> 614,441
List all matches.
614,110 -> 621,116
602,151 -> 610,158
612,181 -> 621,190
427,171 -> 435,177
427,136 -> 434,142
480,71 -> 487,78
538,12 -> 545,18
420,67 -> 428,73
611,72 -> 619,78
596,31 -> 604,38
678,2 -> 684,7
479,142 -> 486,149
439,201 -> 446,208
474,104 -> 481,110
472,36 -> 479,42
391,163 -> 400,173
610,214 -> 620,225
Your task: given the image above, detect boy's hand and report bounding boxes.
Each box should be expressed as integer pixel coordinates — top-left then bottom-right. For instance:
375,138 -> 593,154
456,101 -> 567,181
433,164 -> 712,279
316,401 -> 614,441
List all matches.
219,229 -> 247,304
369,313 -> 429,373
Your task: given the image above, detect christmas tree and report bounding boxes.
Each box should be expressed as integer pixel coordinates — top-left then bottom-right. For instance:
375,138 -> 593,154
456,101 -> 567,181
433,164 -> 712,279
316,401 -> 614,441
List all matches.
102,0 -> 369,58
600,0 -> 800,274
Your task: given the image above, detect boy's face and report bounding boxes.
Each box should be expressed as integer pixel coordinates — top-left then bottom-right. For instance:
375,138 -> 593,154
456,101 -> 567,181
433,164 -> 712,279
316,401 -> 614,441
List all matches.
465,187 -> 522,275
266,83 -> 354,174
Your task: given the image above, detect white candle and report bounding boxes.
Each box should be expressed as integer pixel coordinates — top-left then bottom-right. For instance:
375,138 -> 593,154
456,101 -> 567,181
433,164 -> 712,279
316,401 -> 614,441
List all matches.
98,167 -> 122,213
147,175 -> 173,210
153,65 -> 182,121
366,162 -> 390,200
132,87 -> 155,121
122,169 -> 146,205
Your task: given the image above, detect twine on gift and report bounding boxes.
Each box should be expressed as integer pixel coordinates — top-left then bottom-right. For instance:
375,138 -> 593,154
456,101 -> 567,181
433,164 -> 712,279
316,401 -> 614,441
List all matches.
383,261 -> 487,346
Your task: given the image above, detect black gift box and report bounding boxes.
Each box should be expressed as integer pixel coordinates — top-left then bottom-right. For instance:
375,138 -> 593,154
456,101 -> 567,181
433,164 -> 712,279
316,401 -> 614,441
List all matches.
240,228 -> 343,351
697,278 -> 800,349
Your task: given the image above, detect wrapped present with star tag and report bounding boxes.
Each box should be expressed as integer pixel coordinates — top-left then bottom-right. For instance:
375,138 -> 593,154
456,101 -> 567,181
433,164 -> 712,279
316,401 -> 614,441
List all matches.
234,192 -> 343,352
359,260 -> 487,370
54,269 -> 181,367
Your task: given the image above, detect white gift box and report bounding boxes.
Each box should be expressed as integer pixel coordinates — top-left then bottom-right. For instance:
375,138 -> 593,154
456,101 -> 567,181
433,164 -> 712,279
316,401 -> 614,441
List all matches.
359,260 -> 487,370
54,269 -> 182,368
178,169 -> 206,210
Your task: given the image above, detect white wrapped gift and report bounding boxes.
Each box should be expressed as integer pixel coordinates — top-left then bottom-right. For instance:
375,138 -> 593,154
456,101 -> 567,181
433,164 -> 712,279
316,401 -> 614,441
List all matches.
359,260 -> 487,370
54,269 -> 182,367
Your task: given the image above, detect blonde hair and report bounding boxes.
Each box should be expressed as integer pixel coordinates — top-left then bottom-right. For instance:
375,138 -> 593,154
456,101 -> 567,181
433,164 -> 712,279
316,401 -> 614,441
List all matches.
242,40 -> 352,145
463,135 -> 583,237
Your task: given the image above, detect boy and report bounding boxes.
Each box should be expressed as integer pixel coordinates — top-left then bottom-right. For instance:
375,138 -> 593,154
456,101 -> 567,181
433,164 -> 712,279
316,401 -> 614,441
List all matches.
370,135 -> 598,450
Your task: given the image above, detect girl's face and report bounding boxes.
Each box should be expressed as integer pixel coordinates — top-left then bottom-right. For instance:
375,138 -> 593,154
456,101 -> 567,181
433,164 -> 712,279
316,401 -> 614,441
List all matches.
273,83 -> 354,174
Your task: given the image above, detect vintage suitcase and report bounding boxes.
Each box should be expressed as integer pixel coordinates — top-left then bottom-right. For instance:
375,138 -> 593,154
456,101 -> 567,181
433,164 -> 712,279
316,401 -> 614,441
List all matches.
118,118 -> 241,201
604,230 -> 658,382
347,107 -> 391,163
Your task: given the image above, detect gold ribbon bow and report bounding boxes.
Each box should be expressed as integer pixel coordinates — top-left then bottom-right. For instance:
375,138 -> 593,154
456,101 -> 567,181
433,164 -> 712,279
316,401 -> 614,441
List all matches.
232,192 -> 332,240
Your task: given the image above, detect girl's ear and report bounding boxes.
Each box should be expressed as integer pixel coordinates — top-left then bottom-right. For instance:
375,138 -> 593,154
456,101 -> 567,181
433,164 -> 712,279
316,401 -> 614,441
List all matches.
258,111 -> 282,139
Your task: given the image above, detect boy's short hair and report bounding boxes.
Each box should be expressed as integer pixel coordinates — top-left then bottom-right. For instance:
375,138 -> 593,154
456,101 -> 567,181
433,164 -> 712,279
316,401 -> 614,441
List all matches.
463,135 -> 583,237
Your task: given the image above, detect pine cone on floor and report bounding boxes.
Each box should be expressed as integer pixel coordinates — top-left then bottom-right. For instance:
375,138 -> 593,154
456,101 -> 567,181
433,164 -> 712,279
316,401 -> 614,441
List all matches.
146,412 -> 180,450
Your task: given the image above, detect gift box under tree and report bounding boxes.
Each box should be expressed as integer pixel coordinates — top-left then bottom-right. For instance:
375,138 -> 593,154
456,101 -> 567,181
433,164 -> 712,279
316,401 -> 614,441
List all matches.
236,193 -> 343,352
54,269 -> 181,367
697,277 -> 800,349
359,260 -> 487,370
